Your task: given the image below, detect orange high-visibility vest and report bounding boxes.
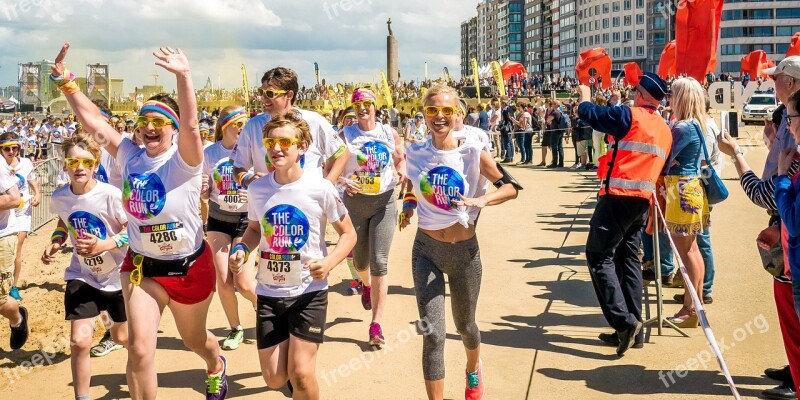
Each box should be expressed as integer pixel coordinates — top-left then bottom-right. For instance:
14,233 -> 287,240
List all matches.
596,107 -> 672,200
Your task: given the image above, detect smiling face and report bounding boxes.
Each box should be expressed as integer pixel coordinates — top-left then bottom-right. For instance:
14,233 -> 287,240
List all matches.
65,145 -> 97,185
261,81 -> 293,116
134,112 -> 177,156
423,93 -> 459,138
264,126 -> 307,170
354,101 -> 375,125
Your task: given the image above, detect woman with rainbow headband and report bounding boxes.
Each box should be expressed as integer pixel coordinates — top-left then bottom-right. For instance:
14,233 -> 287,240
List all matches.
339,88 -> 406,347
229,110 -> 356,399
201,105 -> 257,351
0,132 -> 40,302
401,84 -> 519,400
50,43 -> 228,399
41,132 -> 129,400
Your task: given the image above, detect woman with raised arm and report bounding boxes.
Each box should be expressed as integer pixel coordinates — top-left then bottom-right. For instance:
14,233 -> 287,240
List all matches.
50,43 -> 227,400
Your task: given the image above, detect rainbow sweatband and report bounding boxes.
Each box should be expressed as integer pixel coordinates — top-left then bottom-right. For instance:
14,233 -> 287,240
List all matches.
51,227 -> 68,244
220,108 -> 247,131
231,243 -> 251,263
50,69 -> 76,86
403,192 -> 418,210
139,100 -> 180,130
0,139 -> 20,147
99,109 -> 112,122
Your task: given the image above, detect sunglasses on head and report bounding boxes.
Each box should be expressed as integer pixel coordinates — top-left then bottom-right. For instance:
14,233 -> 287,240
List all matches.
424,106 -> 457,118
65,157 -> 98,169
258,88 -> 288,99
262,137 -> 300,150
136,116 -> 173,128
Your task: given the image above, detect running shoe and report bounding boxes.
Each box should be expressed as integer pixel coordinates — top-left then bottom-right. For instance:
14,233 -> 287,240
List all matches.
221,328 -> 244,350
9,286 -> 21,301
206,355 -> 228,400
361,285 -> 372,310
90,330 -> 123,357
369,322 -> 385,347
10,306 -> 29,350
347,280 -> 363,296
465,359 -> 485,400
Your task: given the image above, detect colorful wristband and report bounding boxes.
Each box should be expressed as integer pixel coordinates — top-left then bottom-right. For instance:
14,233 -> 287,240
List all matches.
51,227 -> 68,244
59,81 -> 80,95
112,232 -> 129,248
231,243 -> 251,262
402,192 -> 418,210
240,173 -> 254,190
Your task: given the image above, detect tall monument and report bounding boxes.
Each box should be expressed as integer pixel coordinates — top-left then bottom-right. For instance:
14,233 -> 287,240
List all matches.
387,18 -> 399,84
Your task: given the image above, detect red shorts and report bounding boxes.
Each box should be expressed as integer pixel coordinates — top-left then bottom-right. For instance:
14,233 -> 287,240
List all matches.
121,241 -> 215,305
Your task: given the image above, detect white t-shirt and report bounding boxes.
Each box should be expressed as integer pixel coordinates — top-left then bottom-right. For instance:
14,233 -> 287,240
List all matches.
96,148 -> 124,191
705,117 -> 723,176
0,161 -> 19,238
203,142 -> 246,213
231,108 -> 345,177
407,139 -> 485,230
247,172 -> 347,298
51,182 -> 128,291
10,157 -> 35,217
341,124 -> 397,195
117,139 -> 203,260
50,126 -> 65,143
453,126 -> 492,152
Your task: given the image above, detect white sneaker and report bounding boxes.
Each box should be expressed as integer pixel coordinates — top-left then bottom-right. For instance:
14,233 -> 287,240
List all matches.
570,163 -> 582,169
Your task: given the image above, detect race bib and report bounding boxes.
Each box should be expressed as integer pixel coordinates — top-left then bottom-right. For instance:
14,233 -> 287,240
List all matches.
258,252 -> 303,286
140,222 -> 193,256
80,252 -> 117,277
356,171 -> 381,194
216,193 -> 246,212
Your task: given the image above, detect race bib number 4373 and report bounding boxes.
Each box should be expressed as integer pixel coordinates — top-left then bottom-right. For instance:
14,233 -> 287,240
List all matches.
258,252 -> 303,286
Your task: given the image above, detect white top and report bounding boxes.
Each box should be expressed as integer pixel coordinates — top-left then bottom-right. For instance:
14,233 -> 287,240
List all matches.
406,121 -> 427,143
203,142 -> 247,213
407,139 -> 485,230
705,116 -> 723,176
232,108 -> 345,177
117,139 -> 203,259
453,125 -> 492,152
341,124 -> 397,195
50,126 -> 65,143
51,182 -> 128,291
97,148 -> 124,190
10,157 -> 35,217
0,160 -> 18,238
247,172 -> 347,298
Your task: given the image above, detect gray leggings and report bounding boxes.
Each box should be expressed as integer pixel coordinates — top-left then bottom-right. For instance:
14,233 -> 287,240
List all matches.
342,189 -> 396,277
412,231 -> 482,381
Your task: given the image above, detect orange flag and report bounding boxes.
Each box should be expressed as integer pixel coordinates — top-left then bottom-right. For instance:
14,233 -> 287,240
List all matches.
575,48 -> 612,88
624,62 -> 643,87
788,32 -> 800,57
675,0 -> 723,81
657,41 -> 676,79
740,50 -> 774,80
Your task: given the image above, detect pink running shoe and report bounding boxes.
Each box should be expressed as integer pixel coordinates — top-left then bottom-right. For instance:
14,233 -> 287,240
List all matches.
369,322 -> 385,347
465,359 -> 485,400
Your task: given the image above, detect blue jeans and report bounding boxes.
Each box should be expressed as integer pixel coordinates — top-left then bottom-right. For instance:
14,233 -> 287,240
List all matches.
698,225 -> 714,297
523,131 -> 534,163
642,230 -> 674,276
515,132 -> 526,163
502,132 -> 514,161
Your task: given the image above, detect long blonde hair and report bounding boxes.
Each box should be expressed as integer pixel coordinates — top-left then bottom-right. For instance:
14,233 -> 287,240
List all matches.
670,77 -> 708,137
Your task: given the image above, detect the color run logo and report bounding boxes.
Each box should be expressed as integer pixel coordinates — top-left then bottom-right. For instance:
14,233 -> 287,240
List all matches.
420,166 -> 465,211
356,141 -> 390,172
123,173 -> 167,220
96,164 -> 108,183
67,211 -> 108,240
213,159 -> 240,196
261,204 -> 309,253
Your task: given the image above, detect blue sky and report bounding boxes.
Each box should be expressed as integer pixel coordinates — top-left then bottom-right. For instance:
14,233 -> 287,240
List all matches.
0,0 -> 474,94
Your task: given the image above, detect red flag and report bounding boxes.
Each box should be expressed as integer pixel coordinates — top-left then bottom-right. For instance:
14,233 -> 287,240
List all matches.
575,48 -> 612,88
657,41 -> 676,79
624,62 -> 643,86
675,0 -> 724,81
788,32 -> 800,57
740,50 -> 774,80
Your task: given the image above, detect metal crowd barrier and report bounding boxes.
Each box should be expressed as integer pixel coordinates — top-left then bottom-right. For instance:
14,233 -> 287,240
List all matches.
30,143 -> 62,233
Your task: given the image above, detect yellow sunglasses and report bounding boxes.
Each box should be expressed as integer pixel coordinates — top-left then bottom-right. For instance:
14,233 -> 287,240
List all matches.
130,254 -> 144,286
351,101 -> 375,109
257,88 -> 288,99
424,106 -> 457,118
136,116 -> 173,128
262,137 -> 300,150
65,158 -> 98,169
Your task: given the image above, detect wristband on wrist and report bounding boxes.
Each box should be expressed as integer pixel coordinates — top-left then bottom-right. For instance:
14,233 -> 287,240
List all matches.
51,227 -> 68,245
240,173 -> 254,189
231,243 -> 251,262
402,191 -> 418,210
112,232 -> 129,248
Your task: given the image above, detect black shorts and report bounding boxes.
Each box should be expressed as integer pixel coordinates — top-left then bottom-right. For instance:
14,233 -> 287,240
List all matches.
207,214 -> 248,238
256,290 -> 328,349
64,279 -> 127,322
542,131 -> 552,147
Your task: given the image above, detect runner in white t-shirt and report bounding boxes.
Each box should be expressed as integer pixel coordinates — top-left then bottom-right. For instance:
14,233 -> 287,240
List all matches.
401,85 -> 520,400
231,67 -> 349,190
0,132 -> 40,303
229,111 -> 355,399
41,133 -> 129,400
50,43 -> 228,399
339,88 -> 407,348
0,155 -> 26,352
201,105 -> 257,352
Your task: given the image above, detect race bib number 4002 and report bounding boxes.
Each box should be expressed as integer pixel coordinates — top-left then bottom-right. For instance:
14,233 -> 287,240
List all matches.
258,252 -> 303,286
